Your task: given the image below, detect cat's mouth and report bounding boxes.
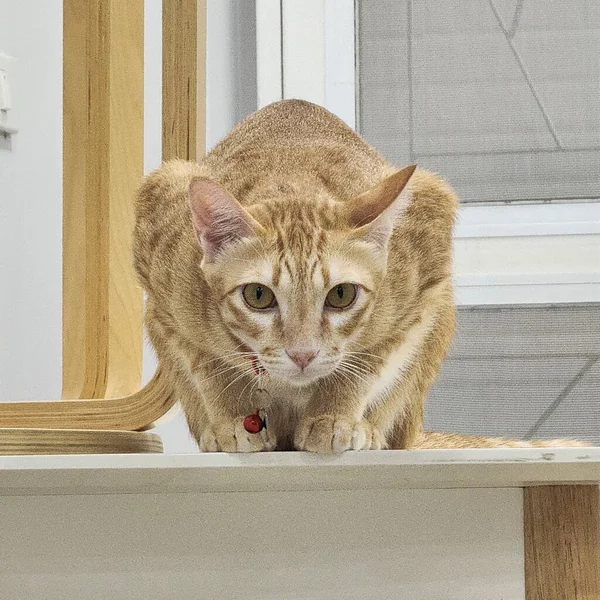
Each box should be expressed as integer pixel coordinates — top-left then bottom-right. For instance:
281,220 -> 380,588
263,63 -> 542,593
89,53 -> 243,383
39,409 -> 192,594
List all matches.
250,354 -> 267,377
239,343 -> 267,377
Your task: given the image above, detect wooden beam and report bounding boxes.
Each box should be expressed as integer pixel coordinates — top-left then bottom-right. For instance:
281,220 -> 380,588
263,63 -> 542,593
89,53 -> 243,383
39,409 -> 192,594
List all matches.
525,485 -> 600,600
62,0 -> 144,400
0,371 -> 175,431
162,0 -> 207,161
0,428 -> 163,455
0,0 -> 207,434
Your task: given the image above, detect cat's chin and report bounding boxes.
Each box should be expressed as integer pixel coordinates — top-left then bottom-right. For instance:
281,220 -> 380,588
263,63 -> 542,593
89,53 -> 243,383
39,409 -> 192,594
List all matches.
286,374 -> 323,388
268,369 -> 327,388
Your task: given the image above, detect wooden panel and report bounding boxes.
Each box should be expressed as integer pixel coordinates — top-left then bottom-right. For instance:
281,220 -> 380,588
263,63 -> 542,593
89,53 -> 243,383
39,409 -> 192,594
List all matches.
62,0 -> 88,400
62,0 -> 144,400
162,0 -> 207,160
525,485 -> 600,600
0,488 -> 525,599
0,370 -> 175,431
0,0 -> 209,434
0,429 -> 162,455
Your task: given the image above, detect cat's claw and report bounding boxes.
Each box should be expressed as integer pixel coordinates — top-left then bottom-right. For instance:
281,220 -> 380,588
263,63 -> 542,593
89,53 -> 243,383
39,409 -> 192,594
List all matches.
295,415 -> 384,453
199,418 -> 276,453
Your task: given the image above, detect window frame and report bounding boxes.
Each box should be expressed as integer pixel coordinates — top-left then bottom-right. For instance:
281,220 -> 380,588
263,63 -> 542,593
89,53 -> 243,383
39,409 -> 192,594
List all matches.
256,0 -> 600,305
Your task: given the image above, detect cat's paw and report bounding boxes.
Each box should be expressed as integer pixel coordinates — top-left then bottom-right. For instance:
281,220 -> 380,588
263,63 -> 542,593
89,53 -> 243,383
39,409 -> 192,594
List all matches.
294,415 -> 382,453
199,418 -> 276,453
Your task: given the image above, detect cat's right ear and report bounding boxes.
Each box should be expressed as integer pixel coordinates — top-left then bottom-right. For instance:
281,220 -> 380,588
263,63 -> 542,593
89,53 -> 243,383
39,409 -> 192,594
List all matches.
188,178 -> 262,262
345,164 -> 417,248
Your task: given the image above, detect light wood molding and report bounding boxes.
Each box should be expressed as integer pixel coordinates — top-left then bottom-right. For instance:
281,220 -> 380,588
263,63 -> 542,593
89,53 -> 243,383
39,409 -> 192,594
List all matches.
0,371 -> 175,431
0,0 -> 207,436
62,0 -> 144,400
0,429 -> 163,455
162,0 -> 207,161
524,485 -> 600,600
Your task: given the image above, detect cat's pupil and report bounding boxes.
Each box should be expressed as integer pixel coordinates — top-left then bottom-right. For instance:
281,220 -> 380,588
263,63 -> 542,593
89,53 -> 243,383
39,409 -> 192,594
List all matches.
337,285 -> 344,299
256,286 -> 263,300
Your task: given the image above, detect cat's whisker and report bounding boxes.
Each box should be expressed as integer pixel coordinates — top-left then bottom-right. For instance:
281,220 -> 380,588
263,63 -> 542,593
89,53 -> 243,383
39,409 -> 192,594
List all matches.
190,343 -> 253,370
336,363 -> 372,386
339,361 -> 371,379
195,352 -> 256,371
345,358 -> 379,376
331,368 -> 354,388
212,367 -> 257,404
344,365 -> 379,378
194,359 -> 255,385
238,375 -> 259,411
192,352 -> 254,372
345,350 -> 384,362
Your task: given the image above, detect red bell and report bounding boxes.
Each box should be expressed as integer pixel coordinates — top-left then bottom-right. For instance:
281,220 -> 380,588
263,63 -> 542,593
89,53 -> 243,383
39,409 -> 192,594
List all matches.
243,410 -> 265,434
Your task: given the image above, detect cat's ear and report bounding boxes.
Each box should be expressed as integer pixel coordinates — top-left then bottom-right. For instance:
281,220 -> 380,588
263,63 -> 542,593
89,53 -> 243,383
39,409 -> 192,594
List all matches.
345,165 -> 416,247
188,178 -> 262,261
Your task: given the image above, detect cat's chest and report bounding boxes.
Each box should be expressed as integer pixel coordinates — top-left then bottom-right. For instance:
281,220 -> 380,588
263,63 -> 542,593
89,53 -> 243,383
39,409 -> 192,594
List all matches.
249,384 -> 310,448
253,382 -> 311,414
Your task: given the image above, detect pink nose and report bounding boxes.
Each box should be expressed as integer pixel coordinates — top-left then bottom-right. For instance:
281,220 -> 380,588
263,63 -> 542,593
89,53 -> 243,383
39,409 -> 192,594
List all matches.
286,348 -> 319,369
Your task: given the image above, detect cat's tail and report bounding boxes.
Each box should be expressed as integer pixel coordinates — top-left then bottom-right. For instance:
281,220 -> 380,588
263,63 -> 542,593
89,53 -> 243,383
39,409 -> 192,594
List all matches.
411,430 -> 592,449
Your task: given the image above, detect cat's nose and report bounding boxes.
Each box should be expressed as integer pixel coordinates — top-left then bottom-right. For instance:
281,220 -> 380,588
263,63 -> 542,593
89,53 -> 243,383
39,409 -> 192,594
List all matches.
285,348 -> 319,369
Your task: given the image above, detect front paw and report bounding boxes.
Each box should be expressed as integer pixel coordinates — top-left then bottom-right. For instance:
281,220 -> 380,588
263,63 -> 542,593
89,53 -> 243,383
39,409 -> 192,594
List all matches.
199,417 -> 277,453
294,415 -> 383,453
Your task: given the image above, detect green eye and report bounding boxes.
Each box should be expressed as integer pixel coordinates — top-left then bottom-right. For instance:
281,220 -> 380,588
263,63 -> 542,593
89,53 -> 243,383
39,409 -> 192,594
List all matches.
325,283 -> 357,309
242,283 -> 276,309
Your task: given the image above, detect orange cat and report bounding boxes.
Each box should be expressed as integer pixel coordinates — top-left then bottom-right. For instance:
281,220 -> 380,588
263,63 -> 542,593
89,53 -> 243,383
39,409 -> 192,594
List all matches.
134,100 -> 587,452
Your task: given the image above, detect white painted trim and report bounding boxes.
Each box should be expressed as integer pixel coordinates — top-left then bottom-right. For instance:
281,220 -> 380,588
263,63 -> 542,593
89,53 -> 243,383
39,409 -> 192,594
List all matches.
276,5 -> 600,306
456,202 -> 600,238
0,449 -> 598,495
455,273 -> 600,305
256,0 -> 283,108
281,0 -> 325,104
456,283 -> 600,305
324,0 -> 356,128
456,272 -> 600,287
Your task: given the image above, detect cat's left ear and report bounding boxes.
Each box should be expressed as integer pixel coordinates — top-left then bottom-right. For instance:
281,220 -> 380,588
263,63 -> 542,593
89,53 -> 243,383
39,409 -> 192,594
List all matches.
188,178 -> 263,262
345,164 -> 416,247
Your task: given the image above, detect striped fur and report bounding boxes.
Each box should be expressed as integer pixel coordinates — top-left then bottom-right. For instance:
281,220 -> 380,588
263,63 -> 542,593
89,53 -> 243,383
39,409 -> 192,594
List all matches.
134,100 -> 588,452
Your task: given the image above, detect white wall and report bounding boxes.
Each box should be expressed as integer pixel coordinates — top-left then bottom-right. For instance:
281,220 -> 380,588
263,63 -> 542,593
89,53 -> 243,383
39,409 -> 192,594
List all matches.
0,1 -> 63,402
0,1 -> 256,453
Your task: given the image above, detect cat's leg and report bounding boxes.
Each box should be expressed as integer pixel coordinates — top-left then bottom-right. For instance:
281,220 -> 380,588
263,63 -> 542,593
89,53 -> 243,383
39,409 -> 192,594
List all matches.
295,300 -> 454,453
185,367 -> 278,453
294,399 -> 373,454
361,364 -> 429,450
160,347 -> 277,453
364,302 -> 455,450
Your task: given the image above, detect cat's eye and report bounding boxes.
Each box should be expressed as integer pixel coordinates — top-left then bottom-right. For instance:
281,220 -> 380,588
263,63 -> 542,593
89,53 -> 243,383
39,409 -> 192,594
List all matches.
242,283 -> 276,310
325,283 -> 357,309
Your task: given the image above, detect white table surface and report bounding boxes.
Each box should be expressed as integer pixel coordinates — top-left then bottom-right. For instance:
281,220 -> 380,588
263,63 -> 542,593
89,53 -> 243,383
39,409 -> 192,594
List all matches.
0,447 -> 598,496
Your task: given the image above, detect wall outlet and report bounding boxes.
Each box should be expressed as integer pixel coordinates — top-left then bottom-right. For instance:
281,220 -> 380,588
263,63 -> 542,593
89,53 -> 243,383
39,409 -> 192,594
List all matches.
0,53 -> 18,136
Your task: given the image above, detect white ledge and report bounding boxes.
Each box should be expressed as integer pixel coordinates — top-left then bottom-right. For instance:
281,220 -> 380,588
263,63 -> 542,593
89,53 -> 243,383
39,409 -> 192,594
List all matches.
0,448 -> 599,496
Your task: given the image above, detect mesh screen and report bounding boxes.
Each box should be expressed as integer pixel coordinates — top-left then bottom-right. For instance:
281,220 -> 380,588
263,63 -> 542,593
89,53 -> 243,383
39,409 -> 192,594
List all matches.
357,2 -> 599,442
357,0 -> 600,203
426,305 -> 600,444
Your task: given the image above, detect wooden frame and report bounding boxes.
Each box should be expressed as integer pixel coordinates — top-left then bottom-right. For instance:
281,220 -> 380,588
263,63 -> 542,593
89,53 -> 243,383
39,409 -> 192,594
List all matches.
525,485 -> 600,599
0,0 -> 206,440
62,0 -> 144,400
162,0 -> 207,161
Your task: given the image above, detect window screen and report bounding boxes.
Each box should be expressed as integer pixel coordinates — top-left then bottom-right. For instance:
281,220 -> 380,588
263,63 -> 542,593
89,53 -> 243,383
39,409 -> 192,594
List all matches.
357,0 -> 600,203
426,305 -> 600,444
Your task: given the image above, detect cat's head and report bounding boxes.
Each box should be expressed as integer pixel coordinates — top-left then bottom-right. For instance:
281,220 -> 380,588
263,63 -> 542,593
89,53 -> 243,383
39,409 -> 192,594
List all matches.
188,165 -> 416,387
